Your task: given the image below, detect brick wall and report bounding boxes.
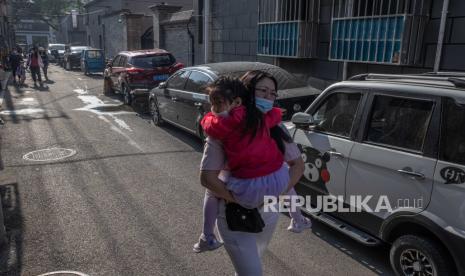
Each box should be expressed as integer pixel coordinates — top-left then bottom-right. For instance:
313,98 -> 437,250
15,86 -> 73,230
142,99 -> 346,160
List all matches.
101,14 -> 125,58
126,15 -> 153,51
209,0 -> 258,62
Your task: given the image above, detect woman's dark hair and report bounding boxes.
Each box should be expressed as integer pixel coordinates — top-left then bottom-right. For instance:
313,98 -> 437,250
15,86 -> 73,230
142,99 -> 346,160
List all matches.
240,70 -> 291,153
240,70 -> 276,138
205,76 -> 247,107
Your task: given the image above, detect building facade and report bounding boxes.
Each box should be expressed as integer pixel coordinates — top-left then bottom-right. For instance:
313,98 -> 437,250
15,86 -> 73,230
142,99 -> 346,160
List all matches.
55,12 -> 87,45
0,0 -> 15,52
84,0 -> 193,58
195,0 -> 465,89
14,19 -> 51,49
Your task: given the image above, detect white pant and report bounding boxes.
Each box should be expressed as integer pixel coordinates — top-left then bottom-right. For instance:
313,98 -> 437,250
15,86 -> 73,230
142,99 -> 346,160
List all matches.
217,200 -> 279,276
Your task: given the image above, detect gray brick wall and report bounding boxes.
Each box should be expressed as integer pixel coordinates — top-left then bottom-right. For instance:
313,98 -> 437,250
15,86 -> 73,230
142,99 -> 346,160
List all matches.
208,0 -> 258,63
161,23 -> 191,66
101,14 -> 125,58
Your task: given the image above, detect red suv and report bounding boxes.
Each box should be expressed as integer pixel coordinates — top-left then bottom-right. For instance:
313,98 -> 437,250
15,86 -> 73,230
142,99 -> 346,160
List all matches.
104,49 -> 183,105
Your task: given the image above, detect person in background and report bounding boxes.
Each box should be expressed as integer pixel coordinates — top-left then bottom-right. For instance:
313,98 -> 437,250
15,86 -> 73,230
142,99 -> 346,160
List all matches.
39,47 -> 49,81
9,48 -> 22,84
27,47 -> 44,87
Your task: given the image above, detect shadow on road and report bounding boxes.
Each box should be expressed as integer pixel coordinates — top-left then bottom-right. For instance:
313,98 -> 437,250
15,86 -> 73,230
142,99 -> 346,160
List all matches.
310,218 -> 392,275
0,134 -> 24,276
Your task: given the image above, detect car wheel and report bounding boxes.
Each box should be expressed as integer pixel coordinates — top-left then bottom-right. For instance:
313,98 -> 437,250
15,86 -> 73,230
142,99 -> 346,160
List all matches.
150,99 -> 163,126
122,85 -> 132,105
390,235 -> 453,276
103,78 -> 113,95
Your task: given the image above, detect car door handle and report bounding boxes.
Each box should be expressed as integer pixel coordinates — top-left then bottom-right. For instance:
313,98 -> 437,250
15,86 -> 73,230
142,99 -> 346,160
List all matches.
397,168 -> 425,180
171,97 -> 178,102
326,150 -> 345,159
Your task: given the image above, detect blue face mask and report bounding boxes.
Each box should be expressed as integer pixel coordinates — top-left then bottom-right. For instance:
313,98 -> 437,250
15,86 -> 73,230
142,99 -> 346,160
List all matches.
255,97 -> 274,113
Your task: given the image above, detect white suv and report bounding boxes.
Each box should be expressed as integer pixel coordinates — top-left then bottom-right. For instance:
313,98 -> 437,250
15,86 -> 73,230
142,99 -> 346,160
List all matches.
289,73 -> 465,276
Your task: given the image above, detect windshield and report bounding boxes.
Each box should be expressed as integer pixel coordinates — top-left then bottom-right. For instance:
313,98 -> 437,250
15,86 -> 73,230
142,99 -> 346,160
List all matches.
49,45 -> 65,51
71,47 -> 89,53
130,54 -> 175,69
87,50 -> 103,59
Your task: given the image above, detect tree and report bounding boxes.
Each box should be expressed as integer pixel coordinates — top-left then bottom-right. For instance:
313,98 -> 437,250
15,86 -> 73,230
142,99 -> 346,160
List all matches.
12,0 -> 84,30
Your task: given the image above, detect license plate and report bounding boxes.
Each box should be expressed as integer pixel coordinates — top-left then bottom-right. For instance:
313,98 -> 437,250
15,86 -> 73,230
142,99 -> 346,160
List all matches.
153,74 -> 169,81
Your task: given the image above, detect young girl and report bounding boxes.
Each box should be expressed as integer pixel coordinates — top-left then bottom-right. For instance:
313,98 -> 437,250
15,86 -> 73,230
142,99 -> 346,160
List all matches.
16,60 -> 26,87
194,75 -> 311,253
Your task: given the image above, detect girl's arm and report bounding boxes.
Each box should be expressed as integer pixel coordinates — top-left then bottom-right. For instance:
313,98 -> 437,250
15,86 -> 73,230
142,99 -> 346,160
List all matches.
200,170 -> 236,202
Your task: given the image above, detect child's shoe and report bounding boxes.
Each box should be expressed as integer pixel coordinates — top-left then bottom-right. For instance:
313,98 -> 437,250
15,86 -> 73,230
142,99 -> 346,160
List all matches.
287,217 -> 312,233
193,234 -> 223,253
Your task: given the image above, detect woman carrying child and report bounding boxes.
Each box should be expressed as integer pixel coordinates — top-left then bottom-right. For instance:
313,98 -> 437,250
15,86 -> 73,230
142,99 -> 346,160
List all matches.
196,71 -> 309,275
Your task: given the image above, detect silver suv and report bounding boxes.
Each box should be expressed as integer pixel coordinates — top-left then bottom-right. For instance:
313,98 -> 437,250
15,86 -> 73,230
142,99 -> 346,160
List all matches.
289,73 -> 465,276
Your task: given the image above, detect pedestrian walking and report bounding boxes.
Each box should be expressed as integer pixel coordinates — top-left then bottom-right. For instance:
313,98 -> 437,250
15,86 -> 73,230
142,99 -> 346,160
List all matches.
39,47 -> 49,81
16,60 -> 27,87
198,71 -> 305,275
9,48 -> 22,84
27,47 -> 44,87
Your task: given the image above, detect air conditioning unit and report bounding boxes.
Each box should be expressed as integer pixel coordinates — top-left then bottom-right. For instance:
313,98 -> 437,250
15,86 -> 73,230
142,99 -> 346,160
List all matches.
329,0 -> 431,65
257,0 -> 319,58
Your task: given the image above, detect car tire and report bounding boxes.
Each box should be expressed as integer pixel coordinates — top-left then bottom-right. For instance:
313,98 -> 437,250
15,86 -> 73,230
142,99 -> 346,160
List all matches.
390,235 -> 453,276
103,78 -> 114,95
122,85 -> 132,105
150,99 -> 164,126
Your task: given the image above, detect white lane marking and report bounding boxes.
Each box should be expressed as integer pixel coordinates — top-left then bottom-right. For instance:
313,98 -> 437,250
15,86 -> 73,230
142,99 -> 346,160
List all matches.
0,108 -> 45,115
36,271 -> 90,276
113,117 -> 132,131
73,88 -> 88,95
99,115 -> 142,151
74,95 -> 132,115
18,97 -> 38,106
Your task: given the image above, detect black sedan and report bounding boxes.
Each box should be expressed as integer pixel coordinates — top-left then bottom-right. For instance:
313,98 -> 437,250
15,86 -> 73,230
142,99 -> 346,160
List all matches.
148,62 -> 321,139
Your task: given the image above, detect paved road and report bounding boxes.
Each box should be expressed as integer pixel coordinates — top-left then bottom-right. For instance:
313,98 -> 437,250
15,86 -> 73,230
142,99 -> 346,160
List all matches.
0,65 -> 394,276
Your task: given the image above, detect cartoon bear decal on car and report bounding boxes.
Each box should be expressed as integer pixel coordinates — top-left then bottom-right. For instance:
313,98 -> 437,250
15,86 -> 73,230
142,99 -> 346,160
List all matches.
298,145 -> 331,193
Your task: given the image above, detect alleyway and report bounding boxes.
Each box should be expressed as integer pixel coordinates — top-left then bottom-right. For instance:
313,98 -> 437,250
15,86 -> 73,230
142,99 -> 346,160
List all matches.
0,65 -> 392,276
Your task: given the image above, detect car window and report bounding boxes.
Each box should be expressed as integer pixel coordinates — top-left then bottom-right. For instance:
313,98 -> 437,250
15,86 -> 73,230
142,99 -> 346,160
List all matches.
131,54 -> 175,69
167,71 -> 190,90
440,98 -> 465,165
112,56 -> 120,67
365,95 -> 434,152
118,56 -> 127,67
312,92 -> 362,137
185,71 -> 211,93
87,50 -> 102,59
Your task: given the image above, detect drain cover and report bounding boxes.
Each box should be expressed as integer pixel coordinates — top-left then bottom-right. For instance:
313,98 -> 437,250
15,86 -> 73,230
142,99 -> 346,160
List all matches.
23,148 -> 76,162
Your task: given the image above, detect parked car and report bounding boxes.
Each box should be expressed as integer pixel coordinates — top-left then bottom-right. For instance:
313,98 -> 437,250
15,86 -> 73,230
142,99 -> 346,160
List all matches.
63,46 -> 91,70
103,49 -> 183,105
148,61 -> 321,139
48,43 -> 65,63
288,73 -> 465,276
80,48 -> 105,75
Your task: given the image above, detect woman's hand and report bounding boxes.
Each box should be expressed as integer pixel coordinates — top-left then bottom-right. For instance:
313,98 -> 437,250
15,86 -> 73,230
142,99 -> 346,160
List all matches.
200,170 -> 236,202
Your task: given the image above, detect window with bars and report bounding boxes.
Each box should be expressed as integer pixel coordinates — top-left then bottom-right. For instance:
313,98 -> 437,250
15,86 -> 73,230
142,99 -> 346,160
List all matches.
257,0 -> 319,58
329,0 -> 431,65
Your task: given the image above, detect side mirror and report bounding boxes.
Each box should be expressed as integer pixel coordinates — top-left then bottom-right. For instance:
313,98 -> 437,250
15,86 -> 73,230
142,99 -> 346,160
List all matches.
158,82 -> 167,89
291,112 -> 315,129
